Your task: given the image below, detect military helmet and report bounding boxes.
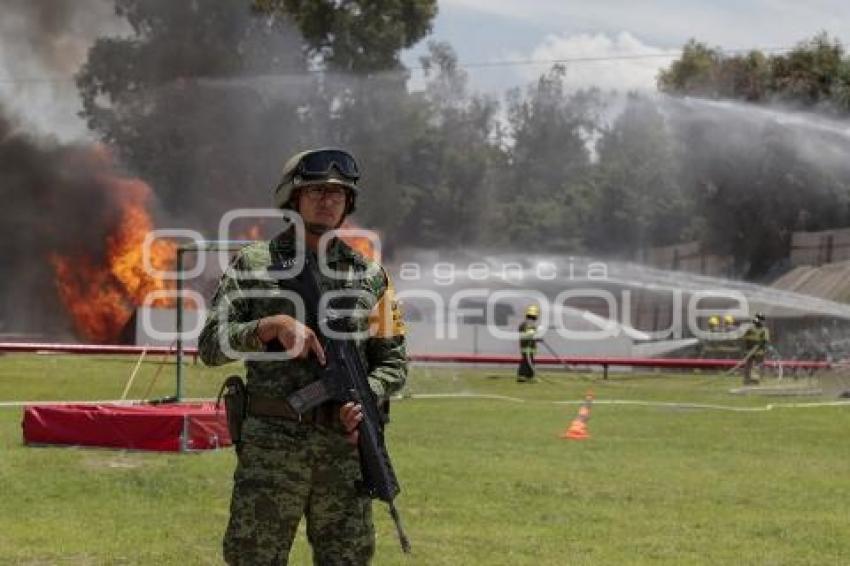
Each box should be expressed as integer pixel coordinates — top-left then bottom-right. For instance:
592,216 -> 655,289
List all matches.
708,315 -> 720,328
526,305 -> 540,319
723,314 -> 736,326
274,148 -> 360,213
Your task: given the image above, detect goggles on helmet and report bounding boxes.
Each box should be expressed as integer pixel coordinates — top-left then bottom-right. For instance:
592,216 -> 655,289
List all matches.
295,149 -> 360,182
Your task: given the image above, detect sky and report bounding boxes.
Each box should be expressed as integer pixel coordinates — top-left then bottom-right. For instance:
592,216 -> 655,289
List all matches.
402,0 -> 850,95
4,1 -> 850,140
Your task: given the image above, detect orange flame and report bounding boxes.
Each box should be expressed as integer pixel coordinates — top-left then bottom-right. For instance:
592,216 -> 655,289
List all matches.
50,150 -> 176,343
50,254 -> 134,344
339,220 -> 380,261
235,223 -> 263,241
106,177 -> 176,305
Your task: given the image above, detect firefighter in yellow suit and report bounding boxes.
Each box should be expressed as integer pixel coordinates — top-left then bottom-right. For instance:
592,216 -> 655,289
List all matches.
742,313 -> 770,385
517,305 -> 540,382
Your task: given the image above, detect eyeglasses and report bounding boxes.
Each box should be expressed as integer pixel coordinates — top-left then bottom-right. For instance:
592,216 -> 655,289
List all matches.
302,185 -> 349,203
296,149 -> 360,182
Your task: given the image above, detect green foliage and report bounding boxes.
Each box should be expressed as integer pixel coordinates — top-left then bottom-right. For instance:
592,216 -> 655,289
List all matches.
76,0 -> 439,235
76,1 -> 309,226
657,39 -> 723,96
677,118 -> 850,277
506,66 -> 593,200
496,67 -> 598,252
771,33 -> 846,107
659,32 -> 850,276
658,32 -> 850,110
74,3 -> 850,275
586,94 -> 689,255
254,0 -> 438,72
399,42 -> 504,247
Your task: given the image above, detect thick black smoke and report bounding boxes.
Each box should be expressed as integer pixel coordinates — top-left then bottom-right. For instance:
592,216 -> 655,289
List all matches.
0,1 -> 335,340
0,0 -> 133,338
0,108 -> 129,338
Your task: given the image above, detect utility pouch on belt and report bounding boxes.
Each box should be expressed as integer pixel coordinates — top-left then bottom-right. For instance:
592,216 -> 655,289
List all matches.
216,375 -> 248,445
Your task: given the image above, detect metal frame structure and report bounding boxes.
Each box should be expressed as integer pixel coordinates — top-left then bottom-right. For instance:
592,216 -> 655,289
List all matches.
175,240 -> 254,401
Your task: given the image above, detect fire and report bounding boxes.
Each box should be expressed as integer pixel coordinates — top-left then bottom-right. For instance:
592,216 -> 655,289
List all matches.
50,254 -> 134,344
339,220 -> 380,261
245,225 -> 262,240
235,223 -> 264,241
106,177 -> 176,305
50,148 -> 176,343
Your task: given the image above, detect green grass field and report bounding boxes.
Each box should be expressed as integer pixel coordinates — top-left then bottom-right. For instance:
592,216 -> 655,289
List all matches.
1,353 -> 849,565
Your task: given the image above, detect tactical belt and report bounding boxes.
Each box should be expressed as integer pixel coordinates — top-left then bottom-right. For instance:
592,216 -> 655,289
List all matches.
248,395 -> 338,428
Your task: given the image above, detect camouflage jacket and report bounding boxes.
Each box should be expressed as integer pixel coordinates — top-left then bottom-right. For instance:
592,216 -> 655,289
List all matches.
199,230 -> 407,403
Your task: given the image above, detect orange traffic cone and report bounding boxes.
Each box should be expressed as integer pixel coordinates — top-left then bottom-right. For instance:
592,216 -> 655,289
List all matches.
561,419 -> 589,440
560,390 -> 593,440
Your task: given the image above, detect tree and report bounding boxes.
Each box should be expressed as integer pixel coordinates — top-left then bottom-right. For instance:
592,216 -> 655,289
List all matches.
770,32 -> 846,109
498,66 -> 599,252
254,0 -> 437,72
77,0 -> 440,235
659,33 -> 850,111
397,42 -> 503,248
297,42 -> 505,251
658,33 -> 850,276
77,1 -> 309,230
715,50 -> 770,101
586,94 -> 689,256
669,102 -> 850,277
657,39 -> 723,97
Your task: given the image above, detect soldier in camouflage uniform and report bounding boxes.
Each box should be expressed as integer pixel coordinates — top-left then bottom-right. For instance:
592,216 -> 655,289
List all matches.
199,148 -> 407,565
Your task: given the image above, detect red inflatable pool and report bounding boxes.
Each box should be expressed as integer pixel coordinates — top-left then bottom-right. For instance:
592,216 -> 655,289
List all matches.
22,402 -> 231,452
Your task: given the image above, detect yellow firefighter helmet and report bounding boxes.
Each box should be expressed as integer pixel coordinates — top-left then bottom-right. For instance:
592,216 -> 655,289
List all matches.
708,315 -> 720,328
525,304 -> 540,319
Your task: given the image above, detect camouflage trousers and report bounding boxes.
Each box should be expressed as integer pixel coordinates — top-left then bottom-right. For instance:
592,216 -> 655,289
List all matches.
223,415 -> 375,565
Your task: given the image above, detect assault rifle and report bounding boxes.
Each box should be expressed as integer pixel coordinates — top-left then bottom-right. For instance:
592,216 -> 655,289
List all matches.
274,255 -> 411,553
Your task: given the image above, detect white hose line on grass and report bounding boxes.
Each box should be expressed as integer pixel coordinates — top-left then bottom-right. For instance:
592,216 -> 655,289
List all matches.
574,399 -> 850,412
401,392 -> 528,403
402,393 -> 850,412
